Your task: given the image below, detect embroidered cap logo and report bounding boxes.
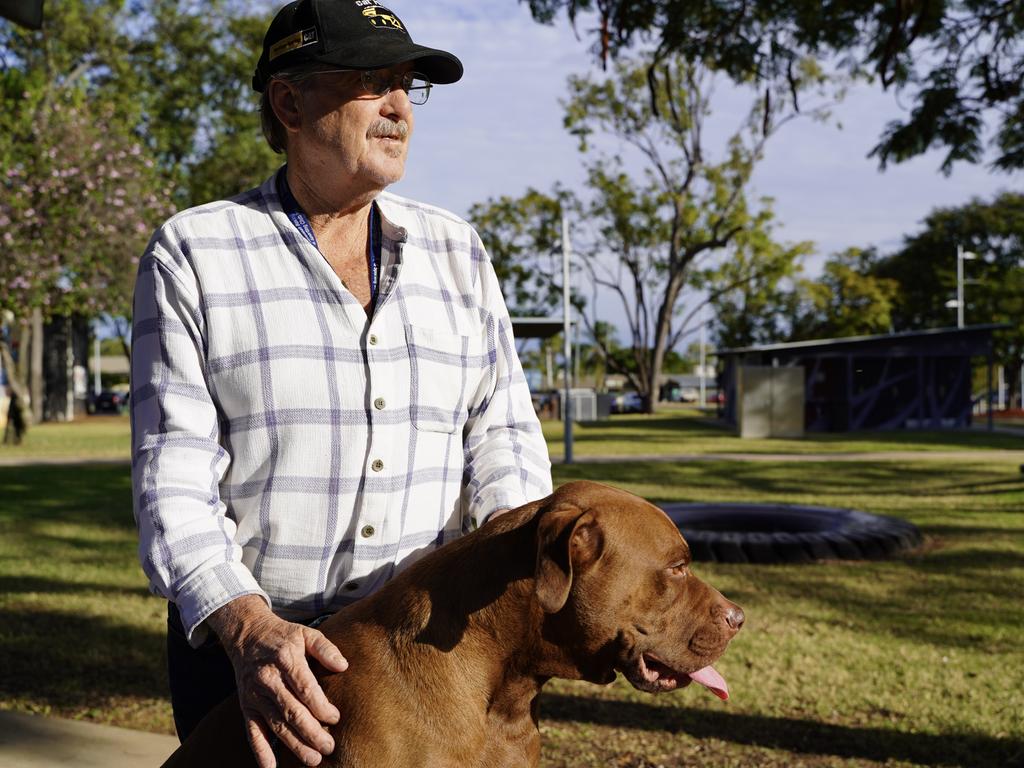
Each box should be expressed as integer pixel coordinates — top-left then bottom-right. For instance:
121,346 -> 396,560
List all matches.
362,6 -> 404,30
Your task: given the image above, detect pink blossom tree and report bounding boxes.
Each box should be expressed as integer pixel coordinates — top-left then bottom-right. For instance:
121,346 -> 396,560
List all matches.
1,84 -> 172,436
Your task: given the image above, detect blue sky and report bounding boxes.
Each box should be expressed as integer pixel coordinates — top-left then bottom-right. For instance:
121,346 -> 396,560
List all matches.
389,1 -> 1010,263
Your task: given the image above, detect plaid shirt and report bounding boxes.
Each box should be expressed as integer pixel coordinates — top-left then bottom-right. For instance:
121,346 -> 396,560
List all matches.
130,172 -> 552,644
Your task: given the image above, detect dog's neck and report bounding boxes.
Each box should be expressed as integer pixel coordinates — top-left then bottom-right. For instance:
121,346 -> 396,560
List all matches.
371,508 -> 594,721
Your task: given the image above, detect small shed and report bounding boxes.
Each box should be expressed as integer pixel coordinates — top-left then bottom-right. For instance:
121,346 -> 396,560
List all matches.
716,325 -> 1004,432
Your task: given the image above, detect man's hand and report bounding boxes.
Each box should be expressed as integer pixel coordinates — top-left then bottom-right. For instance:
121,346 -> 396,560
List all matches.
207,595 -> 348,768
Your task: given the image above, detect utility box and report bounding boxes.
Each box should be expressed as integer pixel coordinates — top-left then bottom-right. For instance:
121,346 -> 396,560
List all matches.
737,366 -> 805,439
559,388 -> 601,422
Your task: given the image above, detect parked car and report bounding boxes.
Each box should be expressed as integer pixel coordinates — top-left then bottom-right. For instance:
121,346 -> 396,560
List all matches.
88,389 -> 129,415
610,392 -> 644,414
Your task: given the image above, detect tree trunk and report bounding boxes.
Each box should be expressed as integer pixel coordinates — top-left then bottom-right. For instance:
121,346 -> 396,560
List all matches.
0,336 -> 33,442
30,307 -> 44,424
113,315 -> 132,365
644,274 -> 686,414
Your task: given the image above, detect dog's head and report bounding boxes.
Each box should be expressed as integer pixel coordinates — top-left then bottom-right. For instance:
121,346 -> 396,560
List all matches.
534,481 -> 744,699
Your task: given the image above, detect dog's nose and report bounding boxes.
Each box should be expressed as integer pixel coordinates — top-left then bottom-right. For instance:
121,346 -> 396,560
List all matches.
724,605 -> 745,631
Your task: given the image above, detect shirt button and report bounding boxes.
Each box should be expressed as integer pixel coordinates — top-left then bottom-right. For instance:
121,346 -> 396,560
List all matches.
361,525 -> 375,538
373,397 -> 386,410
371,459 -> 384,472
368,334 -> 378,346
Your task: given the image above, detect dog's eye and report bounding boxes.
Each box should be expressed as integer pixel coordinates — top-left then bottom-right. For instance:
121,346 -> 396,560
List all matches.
668,564 -> 688,577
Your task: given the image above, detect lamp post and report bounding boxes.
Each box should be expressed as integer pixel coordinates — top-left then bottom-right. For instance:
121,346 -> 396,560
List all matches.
562,213 -> 573,464
698,304 -> 707,407
945,245 -> 977,328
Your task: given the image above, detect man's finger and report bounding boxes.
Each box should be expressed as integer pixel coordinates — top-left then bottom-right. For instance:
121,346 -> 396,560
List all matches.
244,711 -> 278,768
259,708 -> 325,768
282,653 -> 341,725
264,684 -> 336,758
305,629 -> 348,672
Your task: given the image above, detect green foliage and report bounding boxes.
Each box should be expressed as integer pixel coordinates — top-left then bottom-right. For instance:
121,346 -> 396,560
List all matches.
701,221 -> 811,350
0,87 -> 172,319
468,186 -> 576,314
0,0 -> 282,352
524,0 -> 1024,173
471,54 -> 813,409
873,192 -> 1024,404
791,248 -> 900,340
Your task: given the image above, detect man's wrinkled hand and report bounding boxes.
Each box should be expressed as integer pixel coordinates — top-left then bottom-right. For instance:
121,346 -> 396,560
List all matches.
208,596 -> 348,768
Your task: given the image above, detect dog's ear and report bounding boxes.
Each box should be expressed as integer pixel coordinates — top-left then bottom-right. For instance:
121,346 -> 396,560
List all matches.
535,502 -> 604,614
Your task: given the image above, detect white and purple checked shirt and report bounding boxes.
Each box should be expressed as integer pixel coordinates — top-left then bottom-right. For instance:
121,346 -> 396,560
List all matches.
130,171 -> 552,645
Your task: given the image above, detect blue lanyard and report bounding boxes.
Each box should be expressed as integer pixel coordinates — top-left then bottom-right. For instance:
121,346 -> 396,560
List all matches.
277,167 -> 381,300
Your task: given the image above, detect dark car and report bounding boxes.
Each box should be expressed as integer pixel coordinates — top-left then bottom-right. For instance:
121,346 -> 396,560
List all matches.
610,392 -> 644,414
89,389 -> 129,415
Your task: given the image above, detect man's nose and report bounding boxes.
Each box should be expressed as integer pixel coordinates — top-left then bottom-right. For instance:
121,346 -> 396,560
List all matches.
382,85 -> 413,118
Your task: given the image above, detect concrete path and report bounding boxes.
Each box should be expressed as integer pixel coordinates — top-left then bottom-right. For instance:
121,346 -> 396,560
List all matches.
0,710 -> 178,768
554,449 -> 1024,464
0,456 -> 130,467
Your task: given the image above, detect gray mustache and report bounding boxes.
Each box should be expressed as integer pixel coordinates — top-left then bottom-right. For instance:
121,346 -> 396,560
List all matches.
367,119 -> 409,140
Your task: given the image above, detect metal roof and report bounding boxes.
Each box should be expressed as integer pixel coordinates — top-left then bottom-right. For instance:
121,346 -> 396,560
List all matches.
510,317 -> 576,339
715,324 -> 1009,357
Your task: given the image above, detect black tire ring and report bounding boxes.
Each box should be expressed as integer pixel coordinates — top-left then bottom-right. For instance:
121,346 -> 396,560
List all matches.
660,502 -> 923,564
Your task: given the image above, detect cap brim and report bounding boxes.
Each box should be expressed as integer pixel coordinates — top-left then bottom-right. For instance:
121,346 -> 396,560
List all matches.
322,40 -> 463,84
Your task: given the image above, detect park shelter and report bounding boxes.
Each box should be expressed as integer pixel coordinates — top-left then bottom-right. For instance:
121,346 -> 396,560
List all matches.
716,325 -> 1004,432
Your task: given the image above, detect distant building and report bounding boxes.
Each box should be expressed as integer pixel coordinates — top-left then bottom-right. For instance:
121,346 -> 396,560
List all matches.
716,325 -> 1004,432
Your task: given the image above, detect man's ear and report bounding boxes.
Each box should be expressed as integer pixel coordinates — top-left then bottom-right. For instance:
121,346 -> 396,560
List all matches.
535,502 -> 604,614
268,79 -> 303,135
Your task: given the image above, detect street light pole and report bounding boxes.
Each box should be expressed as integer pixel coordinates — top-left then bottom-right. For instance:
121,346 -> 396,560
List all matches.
699,304 -> 706,407
954,244 -> 977,329
562,213 -> 573,465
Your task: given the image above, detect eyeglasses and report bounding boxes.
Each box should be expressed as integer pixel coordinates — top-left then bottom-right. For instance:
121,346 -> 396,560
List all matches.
313,68 -> 433,105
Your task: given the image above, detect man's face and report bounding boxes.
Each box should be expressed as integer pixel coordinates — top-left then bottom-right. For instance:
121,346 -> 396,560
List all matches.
295,64 -> 416,189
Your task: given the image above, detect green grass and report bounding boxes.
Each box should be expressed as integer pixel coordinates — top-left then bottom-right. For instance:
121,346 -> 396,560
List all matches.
0,415 -> 131,461
541,459 -> 1024,767
0,463 -> 168,732
3,408 -> 1021,467
0,414 -> 1022,765
543,409 -> 1024,459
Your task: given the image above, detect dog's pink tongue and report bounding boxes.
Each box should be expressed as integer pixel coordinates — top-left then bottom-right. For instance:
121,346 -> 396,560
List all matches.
689,666 -> 729,700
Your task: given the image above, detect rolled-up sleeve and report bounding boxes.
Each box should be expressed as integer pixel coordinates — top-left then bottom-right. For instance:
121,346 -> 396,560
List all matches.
130,232 -> 268,645
461,235 -> 553,525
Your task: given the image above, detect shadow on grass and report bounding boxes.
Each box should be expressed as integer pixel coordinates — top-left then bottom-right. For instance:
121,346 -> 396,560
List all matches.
0,607 -> 167,706
0,575 -> 151,599
553,460 -> 1024,504
0,464 -> 133,528
539,693 -> 1024,767
556,413 -> 1024,451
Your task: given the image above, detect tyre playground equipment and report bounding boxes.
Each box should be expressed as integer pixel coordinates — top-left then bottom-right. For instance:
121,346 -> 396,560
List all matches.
662,502 -> 923,564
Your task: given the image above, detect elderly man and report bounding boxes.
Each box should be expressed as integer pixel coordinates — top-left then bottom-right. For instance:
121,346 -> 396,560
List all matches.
129,2 -> 552,767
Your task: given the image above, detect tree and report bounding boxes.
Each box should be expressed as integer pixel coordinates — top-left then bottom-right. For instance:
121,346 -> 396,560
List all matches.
473,54 -> 821,411
787,248 -> 900,340
469,187 -> 575,314
873,193 -> 1024,407
0,0 -> 277,430
523,0 -> 1024,173
702,228 -> 809,350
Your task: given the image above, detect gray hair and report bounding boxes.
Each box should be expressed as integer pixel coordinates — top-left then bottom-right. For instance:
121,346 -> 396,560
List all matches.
259,65 -> 333,154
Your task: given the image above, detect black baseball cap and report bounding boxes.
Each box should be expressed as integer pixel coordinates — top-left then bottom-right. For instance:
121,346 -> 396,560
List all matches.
253,0 -> 464,92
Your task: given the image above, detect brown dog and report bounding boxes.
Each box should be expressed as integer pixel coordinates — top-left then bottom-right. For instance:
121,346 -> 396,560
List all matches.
162,480 -> 744,768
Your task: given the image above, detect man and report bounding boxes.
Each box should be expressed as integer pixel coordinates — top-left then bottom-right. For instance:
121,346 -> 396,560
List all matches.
130,2 -> 552,767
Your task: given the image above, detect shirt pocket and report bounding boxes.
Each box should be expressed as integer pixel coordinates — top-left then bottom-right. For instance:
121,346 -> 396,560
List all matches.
404,324 -> 478,434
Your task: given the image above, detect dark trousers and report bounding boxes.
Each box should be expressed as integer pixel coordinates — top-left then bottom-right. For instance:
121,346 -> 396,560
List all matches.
166,603 -> 238,741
